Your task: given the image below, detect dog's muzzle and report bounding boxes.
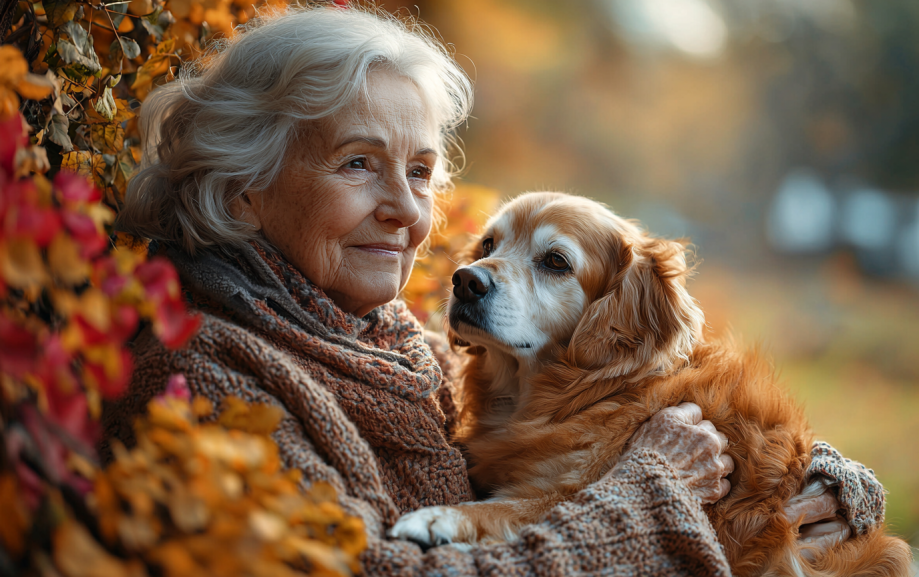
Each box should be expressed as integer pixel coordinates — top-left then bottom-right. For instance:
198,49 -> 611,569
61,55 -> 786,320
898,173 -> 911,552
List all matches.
452,266 -> 493,304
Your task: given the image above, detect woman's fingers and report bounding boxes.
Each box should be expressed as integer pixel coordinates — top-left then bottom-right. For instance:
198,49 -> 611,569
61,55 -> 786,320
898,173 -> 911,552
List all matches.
719,478 -> 731,499
698,420 -> 729,453
671,402 -> 703,425
621,403 -> 736,504
784,491 -> 840,525
799,518 -> 851,562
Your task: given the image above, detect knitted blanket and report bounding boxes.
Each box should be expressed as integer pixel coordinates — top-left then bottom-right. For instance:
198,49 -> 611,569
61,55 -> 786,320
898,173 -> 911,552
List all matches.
101,243 -> 732,576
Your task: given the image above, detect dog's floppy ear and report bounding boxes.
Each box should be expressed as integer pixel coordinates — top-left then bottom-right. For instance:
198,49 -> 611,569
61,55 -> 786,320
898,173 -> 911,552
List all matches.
568,235 -> 704,378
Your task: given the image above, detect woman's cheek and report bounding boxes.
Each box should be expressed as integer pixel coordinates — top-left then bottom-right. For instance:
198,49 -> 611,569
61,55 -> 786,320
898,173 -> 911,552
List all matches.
411,196 -> 435,245
400,247 -> 418,290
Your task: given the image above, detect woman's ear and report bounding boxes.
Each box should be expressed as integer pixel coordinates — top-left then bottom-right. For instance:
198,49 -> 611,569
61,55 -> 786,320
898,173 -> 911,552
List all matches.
229,191 -> 263,231
568,236 -> 703,378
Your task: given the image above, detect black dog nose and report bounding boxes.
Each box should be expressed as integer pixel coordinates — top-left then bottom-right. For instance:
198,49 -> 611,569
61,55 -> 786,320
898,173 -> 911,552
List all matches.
452,267 -> 493,303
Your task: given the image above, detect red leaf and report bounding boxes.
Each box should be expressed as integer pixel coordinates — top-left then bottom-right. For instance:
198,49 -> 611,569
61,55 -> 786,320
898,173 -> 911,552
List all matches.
54,171 -> 101,203
135,257 -> 179,300
33,333 -> 77,392
110,305 -> 139,341
156,301 -> 200,348
84,348 -> 133,399
163,373 -> 190,400
0,314 -> 39,378
45,384 -> 99,448
10,204 -> 62,247
72,315 -> 109,346
62,210 -> 107,257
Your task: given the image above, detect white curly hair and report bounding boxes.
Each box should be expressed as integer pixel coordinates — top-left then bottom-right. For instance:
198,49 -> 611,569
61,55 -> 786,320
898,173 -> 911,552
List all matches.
118,3 -> 473,254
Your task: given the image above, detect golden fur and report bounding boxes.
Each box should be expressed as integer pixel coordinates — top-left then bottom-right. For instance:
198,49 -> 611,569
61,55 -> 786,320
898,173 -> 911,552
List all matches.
440,192 -> 911,576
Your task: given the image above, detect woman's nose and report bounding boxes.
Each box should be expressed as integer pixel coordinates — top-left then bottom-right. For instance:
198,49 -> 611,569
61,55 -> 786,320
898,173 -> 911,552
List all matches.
376,174 -> 421,228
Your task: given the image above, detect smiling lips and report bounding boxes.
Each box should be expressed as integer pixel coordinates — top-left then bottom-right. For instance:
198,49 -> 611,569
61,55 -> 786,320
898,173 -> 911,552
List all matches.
356,243 -> 405,257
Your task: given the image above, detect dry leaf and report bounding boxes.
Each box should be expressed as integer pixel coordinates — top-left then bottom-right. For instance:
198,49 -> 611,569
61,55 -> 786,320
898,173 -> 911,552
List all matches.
0,238 -> 48,289
48,232 -> 91,285
53,520 -> 134,577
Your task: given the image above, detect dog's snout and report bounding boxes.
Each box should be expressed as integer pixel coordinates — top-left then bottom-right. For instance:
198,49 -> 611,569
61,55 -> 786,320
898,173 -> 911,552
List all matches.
452,267 -> 493,303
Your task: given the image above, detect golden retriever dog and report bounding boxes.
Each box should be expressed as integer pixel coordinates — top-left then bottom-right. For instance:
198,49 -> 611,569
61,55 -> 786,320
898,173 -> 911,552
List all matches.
391,192 -> 912,576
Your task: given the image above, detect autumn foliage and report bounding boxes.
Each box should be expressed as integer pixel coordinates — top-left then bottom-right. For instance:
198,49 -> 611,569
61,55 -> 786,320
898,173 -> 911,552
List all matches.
0,0 -> 373,573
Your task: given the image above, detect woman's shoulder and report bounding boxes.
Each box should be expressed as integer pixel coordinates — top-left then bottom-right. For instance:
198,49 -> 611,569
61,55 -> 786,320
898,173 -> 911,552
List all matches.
102,310 -> 276,456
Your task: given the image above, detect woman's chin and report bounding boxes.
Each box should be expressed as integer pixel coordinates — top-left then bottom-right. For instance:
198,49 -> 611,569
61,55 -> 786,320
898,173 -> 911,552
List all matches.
331,273 -> 402,317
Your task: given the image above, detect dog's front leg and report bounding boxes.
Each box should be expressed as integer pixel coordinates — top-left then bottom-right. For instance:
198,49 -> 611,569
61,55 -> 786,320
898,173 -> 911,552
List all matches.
389,494 -> 564,549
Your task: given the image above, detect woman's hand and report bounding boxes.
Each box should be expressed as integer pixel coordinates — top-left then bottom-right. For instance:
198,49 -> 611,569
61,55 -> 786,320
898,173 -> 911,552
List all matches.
784,488 -> 851,560
618,402 -> 734,503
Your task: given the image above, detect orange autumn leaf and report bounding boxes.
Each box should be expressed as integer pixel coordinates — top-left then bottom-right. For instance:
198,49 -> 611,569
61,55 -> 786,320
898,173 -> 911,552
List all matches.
48,232 -> 92,285
0,474 -> 31,558
89,394 -> 365,576
52,520 -> 138,577
0,238 -> 48,289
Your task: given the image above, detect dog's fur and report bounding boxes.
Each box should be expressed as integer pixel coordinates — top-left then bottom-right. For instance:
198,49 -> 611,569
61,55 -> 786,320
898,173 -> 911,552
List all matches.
391,192 -> 912,576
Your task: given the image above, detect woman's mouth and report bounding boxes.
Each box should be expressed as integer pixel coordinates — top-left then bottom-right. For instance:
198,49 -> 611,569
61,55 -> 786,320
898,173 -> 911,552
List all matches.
356,244 -> 404,257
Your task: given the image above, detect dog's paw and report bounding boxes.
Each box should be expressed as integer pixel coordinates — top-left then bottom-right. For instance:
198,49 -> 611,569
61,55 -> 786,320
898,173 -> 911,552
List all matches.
388,506 -> 474,550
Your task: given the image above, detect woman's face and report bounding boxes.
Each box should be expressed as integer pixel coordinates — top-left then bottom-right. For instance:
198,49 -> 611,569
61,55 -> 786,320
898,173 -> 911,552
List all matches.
237,70 -> 437,317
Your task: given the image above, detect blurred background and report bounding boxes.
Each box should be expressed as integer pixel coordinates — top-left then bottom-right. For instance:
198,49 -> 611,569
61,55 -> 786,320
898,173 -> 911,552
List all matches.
385,0 -> 919,548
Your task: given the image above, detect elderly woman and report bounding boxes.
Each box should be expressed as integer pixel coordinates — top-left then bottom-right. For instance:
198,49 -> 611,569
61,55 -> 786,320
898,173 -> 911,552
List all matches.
104,5 -> 879,576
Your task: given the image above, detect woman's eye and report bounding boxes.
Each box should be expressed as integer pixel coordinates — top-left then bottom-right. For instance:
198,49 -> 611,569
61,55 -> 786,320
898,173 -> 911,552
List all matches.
345,158 -> 366,170
482,238 -> 494,257
409,165 -> 433,180
542,252 -> 569,272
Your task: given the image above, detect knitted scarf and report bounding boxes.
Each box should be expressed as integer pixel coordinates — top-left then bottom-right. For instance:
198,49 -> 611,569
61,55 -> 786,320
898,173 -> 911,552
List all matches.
153,242 -> 475,517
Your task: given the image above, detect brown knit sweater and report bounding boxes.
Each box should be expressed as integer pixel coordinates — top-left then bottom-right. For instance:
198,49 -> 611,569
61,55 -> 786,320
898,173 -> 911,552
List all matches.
102,243 -> 731,576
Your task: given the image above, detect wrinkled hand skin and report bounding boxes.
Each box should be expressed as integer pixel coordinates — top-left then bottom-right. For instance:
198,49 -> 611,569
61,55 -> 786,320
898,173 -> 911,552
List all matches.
784,489 -> 852,560
617,402 -> 733,504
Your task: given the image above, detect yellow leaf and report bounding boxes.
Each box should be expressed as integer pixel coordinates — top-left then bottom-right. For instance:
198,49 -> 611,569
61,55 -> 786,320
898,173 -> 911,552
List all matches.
77,288 -> 111,331
169,0 -> 192,19
85,98 -> 136,124
51,287 -> 80,317
0,86 -> 19,118
15,73 -> 54,101
147,542 -> 203,577
248,510 -> 287,542
191,396 -> 214,419
116,515 -> 158,553
0,45 -> 27,85
61,151 -> 107,191
90,123 -> 125,154
128,0 -> 153,16
283,537 -> 352,576
131,38 -> 175,98
0,239 -> 48,289
44,0 -> 81,28
217,397 -> 284,435
61,150 -> 93,175
0,474 -> 30,559
168,490 -> 210,533
52,520 -> 133,577
48,232 -> 91,285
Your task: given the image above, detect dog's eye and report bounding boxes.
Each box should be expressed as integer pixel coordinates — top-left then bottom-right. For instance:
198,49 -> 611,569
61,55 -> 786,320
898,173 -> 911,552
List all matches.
482,238 -> 494,257
542,252 -> 570,272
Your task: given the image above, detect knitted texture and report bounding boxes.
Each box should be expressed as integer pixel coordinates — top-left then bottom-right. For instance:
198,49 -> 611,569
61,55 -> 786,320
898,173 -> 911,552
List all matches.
101,243 -> 732,576
807,441 -> 886,535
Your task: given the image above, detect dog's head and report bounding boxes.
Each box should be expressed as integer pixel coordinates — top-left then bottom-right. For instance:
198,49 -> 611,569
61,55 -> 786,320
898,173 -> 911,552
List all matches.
447,192 -> 704,379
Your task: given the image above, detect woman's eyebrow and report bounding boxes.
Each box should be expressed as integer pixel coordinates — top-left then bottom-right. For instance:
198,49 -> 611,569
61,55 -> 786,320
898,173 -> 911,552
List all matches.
335,135 -> 387,149
335,136 -> 437,158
